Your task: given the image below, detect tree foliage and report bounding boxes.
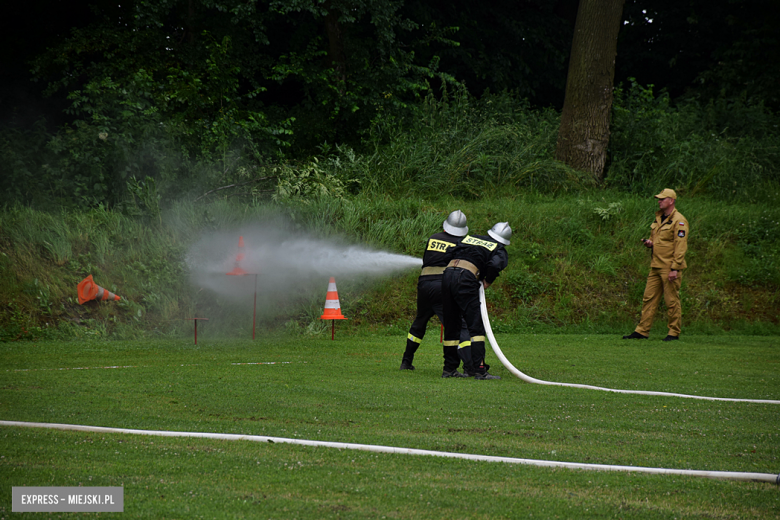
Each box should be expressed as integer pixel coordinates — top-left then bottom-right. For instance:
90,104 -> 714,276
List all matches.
33,0 -> 456,149
617,0 -> 780,112
13,0 -> 464,207
401,0 -> 575,106
608,80 -> 780,201
1,0 -> 778,210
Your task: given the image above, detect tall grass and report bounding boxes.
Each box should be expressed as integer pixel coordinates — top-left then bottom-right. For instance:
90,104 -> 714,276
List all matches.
608,81 -> 780,202
0,206 -> 186,340
317,86 -> 779,204
321,89 -> 595,198
3,85 -> 778,211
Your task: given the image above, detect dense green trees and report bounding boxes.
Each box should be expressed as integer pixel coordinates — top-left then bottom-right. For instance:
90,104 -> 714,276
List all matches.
0,0 -> 778,209
31,0 -> 455,148
6,0 -> 458,206
617,0 -> 780,110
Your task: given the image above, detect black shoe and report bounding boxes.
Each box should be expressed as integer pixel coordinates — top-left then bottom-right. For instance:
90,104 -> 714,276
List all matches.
442,369 -> 467,378
474,372 -> 501,380
400,362 -> 415,370
662,335 -> 679,342
622,332 -> 648,340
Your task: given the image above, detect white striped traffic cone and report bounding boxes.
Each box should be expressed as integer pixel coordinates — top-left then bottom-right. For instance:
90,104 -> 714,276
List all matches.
77,275 -> 121,304
320,277 -> 347,320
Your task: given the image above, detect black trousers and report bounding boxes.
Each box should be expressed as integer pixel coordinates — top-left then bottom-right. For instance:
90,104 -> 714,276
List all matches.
441,267 -> 487,374
403,275 -> 467,372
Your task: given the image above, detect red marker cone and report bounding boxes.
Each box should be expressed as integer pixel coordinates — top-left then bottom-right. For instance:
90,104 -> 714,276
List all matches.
77,275 -> 121,304
226,236 -> 248,276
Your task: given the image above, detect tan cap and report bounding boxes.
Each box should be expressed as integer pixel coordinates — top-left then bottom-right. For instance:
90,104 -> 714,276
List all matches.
654,188 -> 677,200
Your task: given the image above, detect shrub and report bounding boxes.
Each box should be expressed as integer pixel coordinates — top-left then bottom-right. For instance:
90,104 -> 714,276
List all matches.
608,80 -> 780,202
335,88 -> 594,198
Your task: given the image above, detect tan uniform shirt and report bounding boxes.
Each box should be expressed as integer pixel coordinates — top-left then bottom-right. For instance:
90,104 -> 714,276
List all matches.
650,208 -> 688,270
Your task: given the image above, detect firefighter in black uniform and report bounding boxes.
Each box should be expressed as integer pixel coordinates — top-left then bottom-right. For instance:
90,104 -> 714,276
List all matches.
442,222 -> 511,380
400,210 -> 471,378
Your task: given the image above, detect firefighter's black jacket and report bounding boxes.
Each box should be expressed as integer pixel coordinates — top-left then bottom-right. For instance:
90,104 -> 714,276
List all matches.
451,234 -> 509,284
421,231 -> 463,270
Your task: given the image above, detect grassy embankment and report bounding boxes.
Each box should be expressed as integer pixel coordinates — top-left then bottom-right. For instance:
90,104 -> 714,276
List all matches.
1,333 -> 779,518
1,193 -> 778,341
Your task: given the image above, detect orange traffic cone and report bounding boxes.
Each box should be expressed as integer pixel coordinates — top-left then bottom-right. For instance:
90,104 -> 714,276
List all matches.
226,236 -> 248,276
320,277 -> 347,320
77,275 -> 121,304
321,277 -> 346,340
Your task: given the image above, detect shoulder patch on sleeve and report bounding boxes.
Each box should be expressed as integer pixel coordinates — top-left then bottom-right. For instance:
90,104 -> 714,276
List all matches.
678,230 -> 686,238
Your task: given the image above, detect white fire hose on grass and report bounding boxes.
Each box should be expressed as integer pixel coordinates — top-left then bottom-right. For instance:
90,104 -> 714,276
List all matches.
1,420 -> 778,484
475,285 -> 780,484
478,284 -> 780,405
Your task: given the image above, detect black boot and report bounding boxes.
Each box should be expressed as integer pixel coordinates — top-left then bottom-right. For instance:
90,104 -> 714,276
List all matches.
458,344 -> 475,377
474,362 -> 501,380
400,339 -> 418,370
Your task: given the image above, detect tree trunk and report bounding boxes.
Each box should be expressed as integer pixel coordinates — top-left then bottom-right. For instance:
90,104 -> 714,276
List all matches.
324,6 -> 347,96
555,0 -> 625,181
184,0 -> 196,45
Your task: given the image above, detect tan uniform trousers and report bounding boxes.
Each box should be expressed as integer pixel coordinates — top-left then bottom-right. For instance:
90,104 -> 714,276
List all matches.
635,267 -> 682,337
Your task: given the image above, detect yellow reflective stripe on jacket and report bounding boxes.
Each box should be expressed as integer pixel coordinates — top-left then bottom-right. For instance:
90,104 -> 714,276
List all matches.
458,340 -> 471,349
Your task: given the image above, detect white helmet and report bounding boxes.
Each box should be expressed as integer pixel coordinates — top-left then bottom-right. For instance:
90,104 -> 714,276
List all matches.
443,210 -> 468,236
488,222 -> 511,245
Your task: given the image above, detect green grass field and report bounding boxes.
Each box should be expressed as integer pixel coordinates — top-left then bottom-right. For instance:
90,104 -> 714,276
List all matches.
1,333 -> 779,518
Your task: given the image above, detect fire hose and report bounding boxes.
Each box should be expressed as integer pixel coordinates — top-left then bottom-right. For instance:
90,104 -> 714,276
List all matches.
478,285 -> 780,405
1,420 -> 777,484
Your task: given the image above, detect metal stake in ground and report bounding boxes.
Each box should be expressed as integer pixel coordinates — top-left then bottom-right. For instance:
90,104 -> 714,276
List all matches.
186,318 -> 209,345
227,272 -> 258,340
225,236 -> 259,340
251,273 -> 257,340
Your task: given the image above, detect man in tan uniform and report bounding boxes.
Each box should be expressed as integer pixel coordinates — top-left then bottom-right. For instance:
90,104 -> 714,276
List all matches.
623,188 -> 689,341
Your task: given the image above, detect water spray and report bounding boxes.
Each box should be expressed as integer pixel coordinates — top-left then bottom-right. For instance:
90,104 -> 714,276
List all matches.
186,222 -> 421,335
479,286 -> 780,405
188,228 -> 420,297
